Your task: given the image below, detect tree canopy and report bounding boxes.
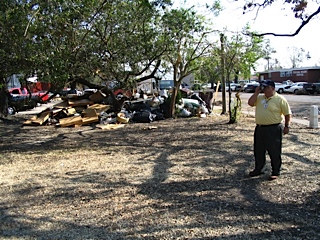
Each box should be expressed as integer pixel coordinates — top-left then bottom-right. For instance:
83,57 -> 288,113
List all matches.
0,0 -> 272,118
1,0 -> 174,88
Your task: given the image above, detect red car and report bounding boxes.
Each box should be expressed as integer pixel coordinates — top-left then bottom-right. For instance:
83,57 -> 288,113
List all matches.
9,87 -> 49,102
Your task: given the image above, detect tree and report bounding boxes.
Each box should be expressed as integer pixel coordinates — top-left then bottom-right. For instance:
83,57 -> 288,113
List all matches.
161,8 -> 216,117
193,47 -> 221,88
261,39 -> 276,70
88,1 -> 172,87
219,28 -> 264,123
0,0 -> 37,116
0,0 -> 174,116
289,47 -> 308,68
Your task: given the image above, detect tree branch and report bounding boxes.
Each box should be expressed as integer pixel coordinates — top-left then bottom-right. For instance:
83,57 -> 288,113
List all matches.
247,6 -> 320,37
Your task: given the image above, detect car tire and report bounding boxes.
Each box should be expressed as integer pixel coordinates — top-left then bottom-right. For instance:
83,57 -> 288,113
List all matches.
294,89 -> 299,94
8,106 -> 16,115
278,89 -> 284,94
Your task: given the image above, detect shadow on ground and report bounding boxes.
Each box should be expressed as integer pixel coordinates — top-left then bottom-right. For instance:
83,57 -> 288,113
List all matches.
0,115 -> 319,239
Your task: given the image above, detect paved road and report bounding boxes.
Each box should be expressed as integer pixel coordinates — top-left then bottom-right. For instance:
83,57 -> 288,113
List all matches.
238,92 -> 320,105
216,92 -> 319,127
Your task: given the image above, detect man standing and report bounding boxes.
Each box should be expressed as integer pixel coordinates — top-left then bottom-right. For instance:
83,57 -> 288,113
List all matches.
248,80 -> 292,180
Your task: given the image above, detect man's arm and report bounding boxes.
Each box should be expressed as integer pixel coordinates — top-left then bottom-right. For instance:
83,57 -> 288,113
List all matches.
284,114 -> 291,127
248,86 -> 261,107
283,114 -> 292,134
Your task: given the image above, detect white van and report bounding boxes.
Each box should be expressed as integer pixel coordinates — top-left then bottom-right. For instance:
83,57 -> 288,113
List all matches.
136,79 -> 158,95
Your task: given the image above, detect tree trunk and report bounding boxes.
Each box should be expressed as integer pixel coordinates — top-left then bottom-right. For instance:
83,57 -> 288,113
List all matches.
0,83 -> 9,117
220,33 -> 227,115
228,92 -> 242,124
168,75 -> 181,118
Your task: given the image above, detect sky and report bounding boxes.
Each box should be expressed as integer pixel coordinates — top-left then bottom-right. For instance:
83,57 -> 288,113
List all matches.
173,0 -> 320,72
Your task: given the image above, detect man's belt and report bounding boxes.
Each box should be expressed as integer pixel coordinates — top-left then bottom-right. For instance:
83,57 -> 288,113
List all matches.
256,123 -> 281,127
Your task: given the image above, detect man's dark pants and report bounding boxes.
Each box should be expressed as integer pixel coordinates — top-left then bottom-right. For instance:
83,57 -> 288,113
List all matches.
254,124 -> 283,176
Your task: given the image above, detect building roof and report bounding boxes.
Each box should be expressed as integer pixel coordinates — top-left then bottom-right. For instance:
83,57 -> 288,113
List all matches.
258,66 -> 320,74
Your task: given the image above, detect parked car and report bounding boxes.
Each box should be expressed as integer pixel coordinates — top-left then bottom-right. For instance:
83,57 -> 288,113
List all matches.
226,83 -> 241,92
274,82 -> 286,94
313,83 -> 320,94
284,82 -> 308,94
302,83 -> 318,94
243,82 -> 259,93
9,87 -> 49,102
8,95 -> 38,115
59,88 -> 83,96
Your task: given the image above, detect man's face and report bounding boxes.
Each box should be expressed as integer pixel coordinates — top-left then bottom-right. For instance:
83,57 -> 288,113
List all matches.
262,85 -> 274,94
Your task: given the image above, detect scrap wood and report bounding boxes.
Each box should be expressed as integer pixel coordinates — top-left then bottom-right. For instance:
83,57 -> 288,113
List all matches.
58,115 -> 83,127
96,124 -> 125,130
82,116 -> 99,125
65,108 -> 77,116
83,108 -> 97,117
23,116 -> 38,125
82,108 -> 99,125
68,98 -> 93,107
53,101 -> 69,109
74,106 -> 87,113
143,126 -> 158,130
23,112 -> 51,126
86,104 -> 110,114
89,90 -> 106,103
31,111 -> 51,125
51,108 -> 63,116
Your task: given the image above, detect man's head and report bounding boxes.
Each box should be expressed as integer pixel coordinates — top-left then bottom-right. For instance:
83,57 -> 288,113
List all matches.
260,80 -> 275,96
260,80 -> 275,89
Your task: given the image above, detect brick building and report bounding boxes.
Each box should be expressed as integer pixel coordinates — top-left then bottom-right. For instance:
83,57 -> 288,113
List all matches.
258,67 -> 320,83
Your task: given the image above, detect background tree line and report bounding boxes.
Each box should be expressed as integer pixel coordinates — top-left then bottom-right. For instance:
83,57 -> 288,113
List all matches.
0,0 -> 271,119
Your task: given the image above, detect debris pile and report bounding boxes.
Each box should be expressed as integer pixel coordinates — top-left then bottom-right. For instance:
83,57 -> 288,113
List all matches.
23,89 -> 211,128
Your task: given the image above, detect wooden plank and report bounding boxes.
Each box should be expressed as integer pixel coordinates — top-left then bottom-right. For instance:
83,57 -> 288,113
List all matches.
51,108 -> 63,116
59,116 -> 83,127
53,101 -> 69,109
66,108 -> 77,116
23,116 -> 38,125
31,111 -> 51,125
96,124 -> 125,130
86,103 -> 110,114
82,108 -> 99,125
82,116 -> 99,125
68,98 -> 93,107
83,108 -> 98,117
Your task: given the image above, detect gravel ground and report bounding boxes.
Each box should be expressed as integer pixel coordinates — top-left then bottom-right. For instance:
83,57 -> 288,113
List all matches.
0,110 -> 319,240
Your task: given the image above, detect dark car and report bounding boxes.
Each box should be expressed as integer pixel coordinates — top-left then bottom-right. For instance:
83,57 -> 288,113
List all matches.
302,83 -> 316,94
8,95 -> 38,115
312,83 -> 320,94
243,83 -> 259,93
226,83 -> 242,92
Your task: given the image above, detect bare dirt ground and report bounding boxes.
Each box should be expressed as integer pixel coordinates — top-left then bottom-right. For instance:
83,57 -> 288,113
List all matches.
0,110 -> 319,240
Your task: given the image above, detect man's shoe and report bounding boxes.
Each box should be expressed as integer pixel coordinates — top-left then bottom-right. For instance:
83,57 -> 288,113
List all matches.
268,175 -> 279,181
249,170 -> 264,177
